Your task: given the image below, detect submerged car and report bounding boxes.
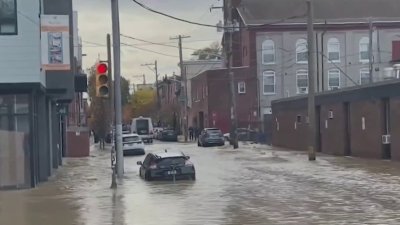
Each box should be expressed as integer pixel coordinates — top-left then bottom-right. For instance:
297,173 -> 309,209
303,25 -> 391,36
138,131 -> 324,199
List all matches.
137,151 -> 195,181
123,133 -> 145,156
198,128 -> 225,147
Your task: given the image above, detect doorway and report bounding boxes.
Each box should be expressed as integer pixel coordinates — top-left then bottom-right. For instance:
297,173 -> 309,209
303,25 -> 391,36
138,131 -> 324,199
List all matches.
382,98 -> 391,159
199,112 -> 204,130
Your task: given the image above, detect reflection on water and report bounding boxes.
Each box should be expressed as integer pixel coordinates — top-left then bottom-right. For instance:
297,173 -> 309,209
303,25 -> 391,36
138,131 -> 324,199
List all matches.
2,143 -> 400,225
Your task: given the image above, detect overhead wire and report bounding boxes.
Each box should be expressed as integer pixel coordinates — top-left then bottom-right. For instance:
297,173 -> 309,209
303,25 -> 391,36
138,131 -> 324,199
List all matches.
131,0 -> 306,29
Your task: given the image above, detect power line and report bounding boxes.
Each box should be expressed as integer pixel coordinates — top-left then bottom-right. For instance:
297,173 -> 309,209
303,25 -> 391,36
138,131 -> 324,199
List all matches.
121,42 -> 179,58
131,0 -> 305,29
121,34 -> 197,50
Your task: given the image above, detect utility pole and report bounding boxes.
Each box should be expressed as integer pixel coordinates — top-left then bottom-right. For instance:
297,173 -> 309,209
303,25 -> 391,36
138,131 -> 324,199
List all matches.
111,0 -> 124,177
143,74 -> 146,84
171,35 -> 190,142
307,0 -> 316,161
107,33 -> 117,188
225,0 -> 238,149
369,18 -> 374,84
141,61 -> 161,112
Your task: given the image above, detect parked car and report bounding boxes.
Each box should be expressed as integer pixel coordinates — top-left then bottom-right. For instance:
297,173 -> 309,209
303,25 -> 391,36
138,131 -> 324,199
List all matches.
198,128 -> 225,147
224,128 -> 257,142
137,150 -> 196,181
160,129 -> 178,142
123,133 -> 145,156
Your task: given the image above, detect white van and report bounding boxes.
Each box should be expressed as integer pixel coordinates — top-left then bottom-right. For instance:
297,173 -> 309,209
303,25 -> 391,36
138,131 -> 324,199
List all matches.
131,116 -> 154,143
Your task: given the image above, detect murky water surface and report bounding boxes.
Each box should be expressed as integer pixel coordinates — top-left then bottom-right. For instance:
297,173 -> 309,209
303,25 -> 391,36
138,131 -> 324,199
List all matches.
2,142 -> 400,225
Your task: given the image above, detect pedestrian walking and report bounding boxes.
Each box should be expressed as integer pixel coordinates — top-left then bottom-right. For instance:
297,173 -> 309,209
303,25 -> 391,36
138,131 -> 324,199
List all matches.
189,127 -> 194,141
194,127 -> 200,141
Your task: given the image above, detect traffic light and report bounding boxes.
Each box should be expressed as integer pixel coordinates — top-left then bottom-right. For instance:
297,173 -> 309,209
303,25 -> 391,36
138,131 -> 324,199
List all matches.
96,62 -> 109,98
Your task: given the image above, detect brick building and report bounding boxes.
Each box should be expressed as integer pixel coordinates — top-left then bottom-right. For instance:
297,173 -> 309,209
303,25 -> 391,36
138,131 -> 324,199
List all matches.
191,67 -> 258,133
272,80 -> 400,160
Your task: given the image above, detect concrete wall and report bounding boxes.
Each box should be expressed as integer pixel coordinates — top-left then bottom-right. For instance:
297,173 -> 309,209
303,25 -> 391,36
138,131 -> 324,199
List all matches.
272,80 -> 400,160
0,0 -> 44,85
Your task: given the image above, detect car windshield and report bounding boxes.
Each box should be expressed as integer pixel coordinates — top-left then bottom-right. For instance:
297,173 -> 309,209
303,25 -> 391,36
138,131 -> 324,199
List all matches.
156,157 -> 186,167
123,136 -> 140,143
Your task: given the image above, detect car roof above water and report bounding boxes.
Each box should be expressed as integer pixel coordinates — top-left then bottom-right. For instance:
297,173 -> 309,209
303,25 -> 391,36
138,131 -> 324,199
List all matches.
153,151 -> 185,159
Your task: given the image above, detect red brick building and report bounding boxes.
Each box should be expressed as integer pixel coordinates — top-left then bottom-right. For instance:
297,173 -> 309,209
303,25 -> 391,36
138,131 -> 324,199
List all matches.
158,75 -> 182,129
190,67 -> 259,133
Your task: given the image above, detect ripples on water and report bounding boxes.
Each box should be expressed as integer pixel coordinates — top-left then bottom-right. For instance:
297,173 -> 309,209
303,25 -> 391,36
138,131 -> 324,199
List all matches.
1,143 -> 400,225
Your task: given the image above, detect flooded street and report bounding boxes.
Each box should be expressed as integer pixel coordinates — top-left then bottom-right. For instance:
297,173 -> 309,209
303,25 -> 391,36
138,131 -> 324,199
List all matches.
2,142 -> 400,225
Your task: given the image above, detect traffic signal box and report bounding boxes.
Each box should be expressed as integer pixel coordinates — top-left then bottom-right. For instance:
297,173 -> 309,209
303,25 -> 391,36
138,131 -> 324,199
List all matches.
96,62 -> 109,98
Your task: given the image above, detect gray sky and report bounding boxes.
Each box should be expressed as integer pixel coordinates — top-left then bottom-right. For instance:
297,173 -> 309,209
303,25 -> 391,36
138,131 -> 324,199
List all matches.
73,0 -> 223,85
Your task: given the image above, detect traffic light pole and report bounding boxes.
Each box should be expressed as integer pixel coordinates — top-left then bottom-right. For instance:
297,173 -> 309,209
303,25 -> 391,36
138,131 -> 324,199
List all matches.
111,0 -> 124,177
107,34 -> 117,189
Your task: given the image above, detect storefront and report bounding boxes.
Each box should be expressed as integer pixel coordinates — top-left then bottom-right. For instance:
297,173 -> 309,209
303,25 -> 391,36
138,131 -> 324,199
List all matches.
0,90 -> 64,189
0,94 -> 32,189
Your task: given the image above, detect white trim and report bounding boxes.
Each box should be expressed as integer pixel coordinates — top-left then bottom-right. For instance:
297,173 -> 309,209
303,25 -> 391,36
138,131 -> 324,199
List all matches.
360,68 -> 370,85
262,70 -> 276,95
359,37 -> 370,63
328,69 -> 341,90
327,38 -> 341,63
296,69 -> 309,94
261,39 -> 275,65
296,39 -> 308,64
238,81 -> 246,94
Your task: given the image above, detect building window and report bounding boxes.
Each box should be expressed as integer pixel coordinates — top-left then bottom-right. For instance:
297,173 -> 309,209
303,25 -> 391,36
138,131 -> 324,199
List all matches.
296,69 -> 308,94
0,0 -> 17,35
263,70 -> 275,94
262,40 -> 275,64
296,39 -> 308,64
238,81 -> 246,94
359,37 -> 370,62
328,69 -> 340,90
360,68 -> 370,85
327,38 -> 340,62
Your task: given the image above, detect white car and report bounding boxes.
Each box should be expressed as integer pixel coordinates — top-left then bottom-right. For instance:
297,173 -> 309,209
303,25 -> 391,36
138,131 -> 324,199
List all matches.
123,133 -> 145,156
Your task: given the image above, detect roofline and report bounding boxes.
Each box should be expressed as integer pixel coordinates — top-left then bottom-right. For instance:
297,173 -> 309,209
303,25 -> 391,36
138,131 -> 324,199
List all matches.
182,60 -> 222,65
246,20 -> 400,26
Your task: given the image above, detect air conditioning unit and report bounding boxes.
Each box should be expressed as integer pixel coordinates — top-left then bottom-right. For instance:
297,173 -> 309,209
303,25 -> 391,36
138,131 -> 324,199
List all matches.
382,134 -> 391,144
328,110 -> 334,119
330,86 -> 339,91
298,87 -> 308,94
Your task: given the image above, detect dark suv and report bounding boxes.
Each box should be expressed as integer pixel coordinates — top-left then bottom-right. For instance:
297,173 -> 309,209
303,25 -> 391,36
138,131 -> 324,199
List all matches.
137,151 -> 196,181
198,128 -> 225,147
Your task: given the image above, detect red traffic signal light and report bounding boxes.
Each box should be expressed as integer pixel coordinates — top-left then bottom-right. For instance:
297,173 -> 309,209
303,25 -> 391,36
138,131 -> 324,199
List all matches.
97,63 -> 108,74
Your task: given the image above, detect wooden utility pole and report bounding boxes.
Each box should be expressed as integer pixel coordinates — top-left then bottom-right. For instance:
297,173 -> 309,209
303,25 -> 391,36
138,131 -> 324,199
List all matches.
226,0 -> 238,149
307,0 -> 316,161
141,61 -> 161,112
171,35 -> 190,142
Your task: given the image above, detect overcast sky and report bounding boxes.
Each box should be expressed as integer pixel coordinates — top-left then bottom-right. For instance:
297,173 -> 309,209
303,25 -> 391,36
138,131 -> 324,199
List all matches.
72,0 -> 223,85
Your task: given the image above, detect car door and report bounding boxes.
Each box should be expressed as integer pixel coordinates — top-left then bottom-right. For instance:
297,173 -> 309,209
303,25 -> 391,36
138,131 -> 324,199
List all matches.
200,130 -> 205,144
141,154 -> 152,177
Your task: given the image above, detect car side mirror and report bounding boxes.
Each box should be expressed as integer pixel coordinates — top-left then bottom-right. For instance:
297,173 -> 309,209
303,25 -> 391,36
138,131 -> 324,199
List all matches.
185,156 -> 190,160
137,161 -> 143,165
